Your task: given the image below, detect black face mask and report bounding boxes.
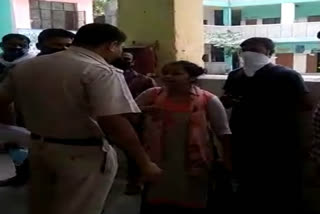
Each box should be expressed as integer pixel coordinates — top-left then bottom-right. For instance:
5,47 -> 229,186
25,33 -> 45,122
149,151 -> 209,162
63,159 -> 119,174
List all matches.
39,47 -> 66,56
3,48 -> 28,62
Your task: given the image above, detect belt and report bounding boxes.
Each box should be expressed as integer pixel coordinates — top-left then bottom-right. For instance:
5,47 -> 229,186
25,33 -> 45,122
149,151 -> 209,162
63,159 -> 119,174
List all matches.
30,133 -> 102,146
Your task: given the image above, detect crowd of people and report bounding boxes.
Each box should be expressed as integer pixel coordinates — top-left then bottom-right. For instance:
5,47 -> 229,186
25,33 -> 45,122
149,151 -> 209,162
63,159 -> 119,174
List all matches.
0,23 -> 318,214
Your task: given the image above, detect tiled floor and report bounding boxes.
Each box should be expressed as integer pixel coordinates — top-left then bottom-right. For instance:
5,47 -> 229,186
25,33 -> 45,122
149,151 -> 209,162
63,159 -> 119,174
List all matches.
1,152 -> 320,214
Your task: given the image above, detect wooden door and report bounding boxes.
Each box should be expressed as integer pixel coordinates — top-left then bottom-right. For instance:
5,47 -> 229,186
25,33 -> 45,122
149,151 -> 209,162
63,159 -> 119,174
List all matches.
306,54 -> 318,73
276,53 -> 294,68
245,19 -> 257,25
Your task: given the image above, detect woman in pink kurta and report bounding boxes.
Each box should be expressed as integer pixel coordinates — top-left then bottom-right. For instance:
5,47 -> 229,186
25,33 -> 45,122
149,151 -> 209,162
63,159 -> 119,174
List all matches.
136,61 -> 232,214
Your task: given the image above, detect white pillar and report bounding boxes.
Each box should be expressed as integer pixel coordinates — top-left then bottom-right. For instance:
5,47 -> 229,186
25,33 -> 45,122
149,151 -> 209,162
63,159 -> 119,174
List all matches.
105,0 -> 118,26
203,6 -> 215,25
294,54 -> 307,73
281,3 -> 295,24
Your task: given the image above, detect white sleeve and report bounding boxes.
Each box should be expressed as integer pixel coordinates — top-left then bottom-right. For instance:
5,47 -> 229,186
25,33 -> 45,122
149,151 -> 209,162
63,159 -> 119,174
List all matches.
207,96 -> 232,136
83,67 -> 140,117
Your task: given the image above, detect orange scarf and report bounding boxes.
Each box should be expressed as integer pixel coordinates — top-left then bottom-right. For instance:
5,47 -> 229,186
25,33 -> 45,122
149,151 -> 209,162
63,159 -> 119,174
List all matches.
141,86 -> 215,176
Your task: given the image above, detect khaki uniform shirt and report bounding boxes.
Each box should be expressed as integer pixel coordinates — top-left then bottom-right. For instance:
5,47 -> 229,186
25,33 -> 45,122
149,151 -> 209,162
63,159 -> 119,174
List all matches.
0,46 -> 140,139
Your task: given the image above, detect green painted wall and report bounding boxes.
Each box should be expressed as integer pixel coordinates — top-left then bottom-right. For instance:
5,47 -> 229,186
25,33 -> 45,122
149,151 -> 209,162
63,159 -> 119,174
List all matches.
204,0 -> 228,7
0,0 -> 13,39
242,5 -> 281,20
276,42 -> 319,53
296,2 -> 320,19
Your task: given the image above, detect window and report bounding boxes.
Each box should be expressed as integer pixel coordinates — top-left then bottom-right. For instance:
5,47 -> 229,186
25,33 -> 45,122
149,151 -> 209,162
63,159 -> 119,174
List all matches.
308,16 -> 320,22
29,0 -> 85,30
203,20 -> 208,25
262,18 -> 280,25
210,46 -> 225,62
214,10 -> 224,26
232,10 -> 241,26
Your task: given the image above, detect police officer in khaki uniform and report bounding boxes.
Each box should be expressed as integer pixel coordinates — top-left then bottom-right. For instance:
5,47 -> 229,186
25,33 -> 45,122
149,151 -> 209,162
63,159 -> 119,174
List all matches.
0,23 -> 161,214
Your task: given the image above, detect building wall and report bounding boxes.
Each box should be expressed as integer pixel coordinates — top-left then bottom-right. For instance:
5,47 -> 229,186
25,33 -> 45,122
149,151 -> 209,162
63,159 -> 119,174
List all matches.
204,0 -> 320,7
12,0 -> 93,29
276,42 -> 319,54
118,0 -> 176,69
242,5 -> 281,20
0,0 -> 14,39
203,6 -> 216,25
296,2 -> 320,19
174,0 -> 204,64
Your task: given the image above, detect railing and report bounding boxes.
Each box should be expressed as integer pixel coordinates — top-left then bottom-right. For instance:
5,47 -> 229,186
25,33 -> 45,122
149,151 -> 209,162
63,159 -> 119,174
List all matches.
204,0 -> 320,7
204,22 -> 320,44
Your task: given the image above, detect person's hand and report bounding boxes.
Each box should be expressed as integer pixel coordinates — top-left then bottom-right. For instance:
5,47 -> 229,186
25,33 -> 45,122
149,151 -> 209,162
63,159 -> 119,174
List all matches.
140,161 -> 162,183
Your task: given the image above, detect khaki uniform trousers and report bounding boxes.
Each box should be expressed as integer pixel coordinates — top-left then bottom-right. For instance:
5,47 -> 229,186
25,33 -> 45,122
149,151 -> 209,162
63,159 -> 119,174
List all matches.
29,139 -> 118,214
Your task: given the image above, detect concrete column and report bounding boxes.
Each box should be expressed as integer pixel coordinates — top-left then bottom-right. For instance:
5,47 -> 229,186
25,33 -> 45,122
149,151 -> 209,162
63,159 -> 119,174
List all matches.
105,0 -> 118,26
281,3 -> 295,24
118,0 -> 204,68
223,7 -> 232,26
296,17 -> 307,23
257,19 -> 263,25
203,6 -> 215,25
294,53 -> 307,73
0,0 -> 14,39
222,7 -> 232,69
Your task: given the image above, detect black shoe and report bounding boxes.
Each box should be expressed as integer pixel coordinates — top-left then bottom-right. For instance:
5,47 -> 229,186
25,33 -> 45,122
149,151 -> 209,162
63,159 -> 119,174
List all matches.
0,175 -> 27,187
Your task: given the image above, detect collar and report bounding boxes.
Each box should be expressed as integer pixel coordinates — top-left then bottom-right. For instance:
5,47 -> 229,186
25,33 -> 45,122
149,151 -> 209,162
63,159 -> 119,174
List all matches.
68,46 -> 123,73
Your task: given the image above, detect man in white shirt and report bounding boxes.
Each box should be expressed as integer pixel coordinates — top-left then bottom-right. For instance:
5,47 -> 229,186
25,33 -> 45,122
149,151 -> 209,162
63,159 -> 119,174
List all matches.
0,33 -> 33,186
0,23 -> 161,214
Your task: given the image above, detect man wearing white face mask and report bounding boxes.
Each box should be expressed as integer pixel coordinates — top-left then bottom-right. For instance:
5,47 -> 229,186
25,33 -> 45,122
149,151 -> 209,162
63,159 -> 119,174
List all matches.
220,37 -> 312,214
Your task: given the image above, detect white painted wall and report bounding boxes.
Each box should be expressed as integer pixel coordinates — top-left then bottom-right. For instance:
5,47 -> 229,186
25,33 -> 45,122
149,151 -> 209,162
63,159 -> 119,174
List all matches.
257,19 -> 263,25
203,6 -> 215,25
281,3 -> 295,24
296,17 -> 308,23
294,53 -> 307,73
205,62 -> 228,74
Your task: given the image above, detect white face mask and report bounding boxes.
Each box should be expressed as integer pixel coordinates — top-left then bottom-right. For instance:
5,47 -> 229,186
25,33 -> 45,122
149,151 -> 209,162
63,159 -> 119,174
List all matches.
240,51 -> 271,77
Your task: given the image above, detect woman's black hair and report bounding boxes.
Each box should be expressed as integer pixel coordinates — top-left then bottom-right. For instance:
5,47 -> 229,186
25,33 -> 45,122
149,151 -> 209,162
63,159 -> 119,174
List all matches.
73,23 -> 126,47
163,60 -> 205,78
